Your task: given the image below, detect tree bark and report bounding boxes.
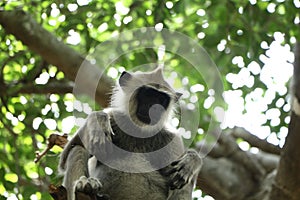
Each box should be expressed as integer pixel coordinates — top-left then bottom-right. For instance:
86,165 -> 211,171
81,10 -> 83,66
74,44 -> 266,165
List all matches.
269,42 -> 300,199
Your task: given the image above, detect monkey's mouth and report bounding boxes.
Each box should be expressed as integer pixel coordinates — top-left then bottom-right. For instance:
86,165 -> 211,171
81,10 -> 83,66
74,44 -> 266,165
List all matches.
135,86 -> 170,125
136,112 -> 152,124
136,104 -> 165,125
136,112 -> 161,125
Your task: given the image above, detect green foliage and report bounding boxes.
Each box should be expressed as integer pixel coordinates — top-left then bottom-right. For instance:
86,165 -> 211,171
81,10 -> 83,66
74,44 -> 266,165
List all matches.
0,0 -> 299,199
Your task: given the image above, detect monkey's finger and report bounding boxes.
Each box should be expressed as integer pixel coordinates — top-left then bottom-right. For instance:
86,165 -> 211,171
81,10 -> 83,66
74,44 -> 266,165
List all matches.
108,126 -> 115,136
169,174 -> 186,190
171,159 -> 180,166
105,132 -> 112,141
96,194 -> 111,200
169,179 -> 185,190
161,166 -> 177,176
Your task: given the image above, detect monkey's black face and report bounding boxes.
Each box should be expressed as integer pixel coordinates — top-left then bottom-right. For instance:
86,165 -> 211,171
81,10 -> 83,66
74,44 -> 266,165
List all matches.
135,86 -> 171,125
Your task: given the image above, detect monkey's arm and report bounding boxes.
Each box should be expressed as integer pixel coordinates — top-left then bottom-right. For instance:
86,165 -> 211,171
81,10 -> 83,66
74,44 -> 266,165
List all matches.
59,132 -> 84,172
81,111 -> 114,156
59,111 -> 113,169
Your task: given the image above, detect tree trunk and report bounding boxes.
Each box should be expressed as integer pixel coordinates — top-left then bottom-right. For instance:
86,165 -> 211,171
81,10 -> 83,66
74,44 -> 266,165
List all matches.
269,42 -> 300,199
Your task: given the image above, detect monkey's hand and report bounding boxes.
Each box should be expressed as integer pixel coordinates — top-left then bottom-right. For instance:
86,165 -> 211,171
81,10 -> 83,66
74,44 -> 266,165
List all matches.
82,111 -> 114,156
162,149 -> 202,190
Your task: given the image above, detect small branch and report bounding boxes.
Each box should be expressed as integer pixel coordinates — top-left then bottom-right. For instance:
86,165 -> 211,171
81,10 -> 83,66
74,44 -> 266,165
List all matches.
23,59 -> 48,82
50,184 -> 110,200
0,50 -> 25,78
49,185 -> 67,200
34,133 -> 68,163
231,127 -> 281,155
0,116 -> 18,137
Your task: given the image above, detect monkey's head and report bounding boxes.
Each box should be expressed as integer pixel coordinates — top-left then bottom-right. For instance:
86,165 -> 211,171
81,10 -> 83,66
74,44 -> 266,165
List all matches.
111,67 -> 181,130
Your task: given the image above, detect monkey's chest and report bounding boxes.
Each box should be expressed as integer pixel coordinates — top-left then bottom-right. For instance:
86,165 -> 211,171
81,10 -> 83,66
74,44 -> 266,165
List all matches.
89,125 -> 175,199
89,156 -> 169,200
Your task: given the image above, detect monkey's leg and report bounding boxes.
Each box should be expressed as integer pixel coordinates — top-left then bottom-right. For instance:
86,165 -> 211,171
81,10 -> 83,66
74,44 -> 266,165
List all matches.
63,145 -> 88,200
61,111 -> 112,200
63,145 -> 102,200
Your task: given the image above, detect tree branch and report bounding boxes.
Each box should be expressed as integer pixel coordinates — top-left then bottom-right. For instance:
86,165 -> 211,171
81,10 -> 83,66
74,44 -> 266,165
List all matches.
253,151 -> 279,173
197,156 -> 256,199
231,127 -> 281,155
6,81 -> 74,96
196,130 -> 280,199
0,10 -> 114,107
218,132 -> 266,180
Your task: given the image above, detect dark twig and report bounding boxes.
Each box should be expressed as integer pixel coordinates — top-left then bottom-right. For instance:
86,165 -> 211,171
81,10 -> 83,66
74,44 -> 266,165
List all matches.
34,133 -> 68,163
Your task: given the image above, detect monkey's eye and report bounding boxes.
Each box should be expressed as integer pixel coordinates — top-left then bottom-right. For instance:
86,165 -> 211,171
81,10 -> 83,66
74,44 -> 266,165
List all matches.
153,84 -> 160,89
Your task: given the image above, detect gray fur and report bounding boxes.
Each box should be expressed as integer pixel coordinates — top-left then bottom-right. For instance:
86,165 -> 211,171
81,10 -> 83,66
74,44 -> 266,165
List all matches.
59,68 -> 202,200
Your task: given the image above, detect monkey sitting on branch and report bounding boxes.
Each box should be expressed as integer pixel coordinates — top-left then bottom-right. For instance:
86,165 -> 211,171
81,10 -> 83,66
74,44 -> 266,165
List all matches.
59,67 -> 202,200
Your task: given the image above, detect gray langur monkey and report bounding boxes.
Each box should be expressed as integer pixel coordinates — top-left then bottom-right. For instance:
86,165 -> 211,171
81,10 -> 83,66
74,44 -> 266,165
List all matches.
59,67 -> 202,200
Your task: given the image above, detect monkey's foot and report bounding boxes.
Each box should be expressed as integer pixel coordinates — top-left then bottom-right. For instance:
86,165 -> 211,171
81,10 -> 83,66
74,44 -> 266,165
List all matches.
162,150 -> 202,190
75,176 -> 102,194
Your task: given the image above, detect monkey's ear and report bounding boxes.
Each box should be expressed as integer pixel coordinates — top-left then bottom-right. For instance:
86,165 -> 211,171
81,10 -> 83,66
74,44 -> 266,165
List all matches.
119,71 -> 132,87
175,92 -> 182,102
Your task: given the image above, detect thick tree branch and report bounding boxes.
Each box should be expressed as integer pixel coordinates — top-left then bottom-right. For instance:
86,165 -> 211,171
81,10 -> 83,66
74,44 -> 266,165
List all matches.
218,132 -> 266,180
197,139 -> 279,173
253,151 -> 279,173
0,10 -> 114,107
198,156 -> 256,199
196,130 -> 280,199
231,127 -> 281,155
1,79 -> 73,98
3,81 -> 74,96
